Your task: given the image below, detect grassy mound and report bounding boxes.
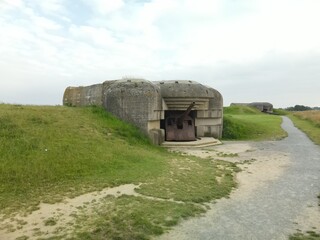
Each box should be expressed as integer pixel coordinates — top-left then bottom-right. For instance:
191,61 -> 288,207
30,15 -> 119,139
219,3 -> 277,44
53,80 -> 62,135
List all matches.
0,104 -> 168,212
0,104 -> 239,239
222,106 -> 287,140
223,105 -> 261,115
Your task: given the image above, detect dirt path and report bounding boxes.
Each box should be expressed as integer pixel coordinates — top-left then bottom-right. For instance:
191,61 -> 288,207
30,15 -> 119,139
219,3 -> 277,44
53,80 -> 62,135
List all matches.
157,117 -> 320,240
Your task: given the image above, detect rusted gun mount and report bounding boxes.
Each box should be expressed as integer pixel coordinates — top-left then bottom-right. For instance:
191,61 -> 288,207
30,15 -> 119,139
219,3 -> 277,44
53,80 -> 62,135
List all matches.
165,102 -> 196,141
177,102 -> 196,128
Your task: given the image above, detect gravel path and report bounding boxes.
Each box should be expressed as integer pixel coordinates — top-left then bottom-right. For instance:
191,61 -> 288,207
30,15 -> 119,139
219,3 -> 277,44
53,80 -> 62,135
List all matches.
158,116 -> 320,240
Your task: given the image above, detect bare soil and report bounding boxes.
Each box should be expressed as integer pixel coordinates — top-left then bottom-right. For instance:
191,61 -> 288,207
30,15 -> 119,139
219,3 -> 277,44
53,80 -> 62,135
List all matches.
168,141 -> 291,202
0,184 -> 140,240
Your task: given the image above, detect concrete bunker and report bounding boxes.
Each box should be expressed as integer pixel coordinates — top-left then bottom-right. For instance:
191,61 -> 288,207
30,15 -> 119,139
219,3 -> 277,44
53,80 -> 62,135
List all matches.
156,80 -> 223,142
63,79 -> 223,145
230,102 -> 273,113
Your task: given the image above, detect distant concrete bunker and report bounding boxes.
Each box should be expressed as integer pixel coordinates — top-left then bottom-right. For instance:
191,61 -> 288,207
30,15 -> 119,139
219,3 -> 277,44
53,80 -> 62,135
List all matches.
230,102 -> 273,113
63,79 -> 223,145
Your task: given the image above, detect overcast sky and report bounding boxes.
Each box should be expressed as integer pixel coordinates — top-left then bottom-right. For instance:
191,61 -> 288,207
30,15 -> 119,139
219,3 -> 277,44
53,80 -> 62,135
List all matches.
1,0 -> 319,108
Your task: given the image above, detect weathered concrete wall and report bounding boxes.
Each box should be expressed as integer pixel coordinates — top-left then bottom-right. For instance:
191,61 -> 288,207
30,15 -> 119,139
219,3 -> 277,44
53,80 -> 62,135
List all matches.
104,79 -> 162,137
205,86 -> 223,138
63,84 -> 103,106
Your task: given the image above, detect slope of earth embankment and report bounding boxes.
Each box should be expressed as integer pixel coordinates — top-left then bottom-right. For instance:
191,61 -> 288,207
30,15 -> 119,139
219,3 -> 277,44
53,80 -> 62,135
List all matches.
0,104 -> 239,240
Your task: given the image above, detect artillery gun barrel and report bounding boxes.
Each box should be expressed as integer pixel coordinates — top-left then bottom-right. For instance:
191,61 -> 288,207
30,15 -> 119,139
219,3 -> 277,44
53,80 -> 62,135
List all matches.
177,102 -> 195,127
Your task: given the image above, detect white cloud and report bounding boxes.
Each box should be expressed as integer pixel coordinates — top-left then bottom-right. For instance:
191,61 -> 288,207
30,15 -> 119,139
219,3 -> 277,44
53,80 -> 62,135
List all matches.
69,25 -> 115,46
32,15 -> 62,30
0,0 -> 320,107
0,0 -> 24,14
37,0 -> 65,13
183,0 -> 221,16
0,0 -> 24,9
254,0 -> 320,53
82,0 -> 124,15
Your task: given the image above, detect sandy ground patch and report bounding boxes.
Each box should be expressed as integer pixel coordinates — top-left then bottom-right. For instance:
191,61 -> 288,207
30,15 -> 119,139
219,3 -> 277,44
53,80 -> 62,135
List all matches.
0,184 -> 140,240
169,141 -> 291,199
157,141 -> 293,240
292,203 -> 320,233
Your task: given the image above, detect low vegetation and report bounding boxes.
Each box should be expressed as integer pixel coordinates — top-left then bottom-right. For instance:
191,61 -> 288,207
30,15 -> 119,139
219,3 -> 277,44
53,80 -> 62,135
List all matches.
73,195 -> 206,239
293,110 -> 320,126
289,231 -> 320,240
289,110 -> 320,145
0,104 -> 239,239
222,106 -> 287,140
0,104 -> 164,214
3,104 -> 312,239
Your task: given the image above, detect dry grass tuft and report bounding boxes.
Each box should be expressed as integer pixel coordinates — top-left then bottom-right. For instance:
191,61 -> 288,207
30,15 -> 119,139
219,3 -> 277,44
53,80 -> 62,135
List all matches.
293,110 -> 320,126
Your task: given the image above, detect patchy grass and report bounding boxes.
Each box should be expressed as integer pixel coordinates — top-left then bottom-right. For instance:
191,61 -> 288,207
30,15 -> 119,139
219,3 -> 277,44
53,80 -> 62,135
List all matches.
68,152 -> 239,239
15,236 -> 29,240
217,152 -> 239,158
72,195 -> 206,240
137,158 -> 239,203
222,106 -> 287,140
290,231 -> 320,240
44,217 -> 57,226
0,104 -> 240,239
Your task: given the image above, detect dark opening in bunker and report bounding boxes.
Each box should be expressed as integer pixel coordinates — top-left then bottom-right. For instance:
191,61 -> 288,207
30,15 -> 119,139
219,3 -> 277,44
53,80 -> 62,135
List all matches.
163,109 -> 196,141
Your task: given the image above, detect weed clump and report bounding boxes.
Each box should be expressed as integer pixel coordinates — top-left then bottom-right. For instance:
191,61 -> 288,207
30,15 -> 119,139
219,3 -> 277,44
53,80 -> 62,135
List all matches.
222,116 -> 247,139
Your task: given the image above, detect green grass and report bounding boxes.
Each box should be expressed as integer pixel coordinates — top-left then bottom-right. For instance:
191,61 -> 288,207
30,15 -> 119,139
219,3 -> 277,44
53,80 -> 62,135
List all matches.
222,106 -> 287,140
0,104 -> 239,239
273,108 -> 289,115
72,195 -> 206,240
224,105 -> 262,115
0,104 -> 169,214
44,217 -> 57,226
137,158 -> 239,203
288,114 -> 320,145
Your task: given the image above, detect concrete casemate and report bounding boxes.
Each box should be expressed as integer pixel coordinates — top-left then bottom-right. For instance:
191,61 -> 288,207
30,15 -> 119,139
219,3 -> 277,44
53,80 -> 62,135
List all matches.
63,79 -> 223,145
